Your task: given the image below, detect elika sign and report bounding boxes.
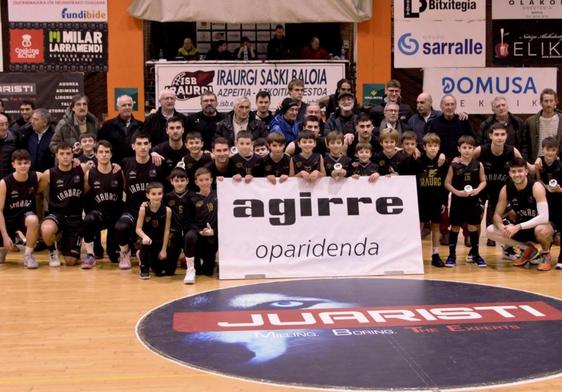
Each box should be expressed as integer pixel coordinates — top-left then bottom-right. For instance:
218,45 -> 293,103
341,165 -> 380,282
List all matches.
423,67 -> 558,114
217,176 -> 423,279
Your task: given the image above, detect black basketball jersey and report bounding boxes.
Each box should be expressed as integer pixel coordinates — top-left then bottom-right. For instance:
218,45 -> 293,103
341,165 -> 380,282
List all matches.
153,142 -> 188,180
539,157 -> 562,205
122,157 -> 161,213
292,153 -> 322,174
231,153 -> 264,177
506,179 -> 538,223
373,150 -> 407,176
450,159 -> 481,196
48,166 -> 84,216
294,136 -> 327,156
181,152 -> 212,191
190,191 -> 217,231
87,167 -> 123,215
262,154 -> 291,177
78,154 -> 97,165
479,144 -> 515,196
350,160 -> 378,176
141,203 -> 167,243
2,172 -> 38,220
417,154 -> 448,200
164,190 -> 192,232
324,154 -> 352,177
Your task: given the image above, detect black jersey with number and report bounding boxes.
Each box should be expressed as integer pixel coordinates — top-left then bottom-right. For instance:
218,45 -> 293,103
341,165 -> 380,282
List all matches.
2,172 -> 38,220
153,142 -> 188,180
48,166 -> 84,216
190,191 -> 217,231
479,144 -> 515,197
86,167 -> 123,216
141,203 -> 167,243
122,157 -> 161,214
373,150 -> 407,176
292,153 -> 321,174
262,154 -> 291,177
506,179 -> 538,223
324,154 -> 352,177
181,152 -> 213,191
450,159 -> 481,194
350,160 -> 378,176
539,157 -> 562,205
231,153 -> 264,177
164,190 -> 193,232
416,154 -> 448,200
204,160 -> 236,190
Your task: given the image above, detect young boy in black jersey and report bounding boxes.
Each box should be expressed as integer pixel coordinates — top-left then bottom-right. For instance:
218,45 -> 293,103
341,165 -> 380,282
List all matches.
178,131 -> 212,192
536,137 -> 562,269
253,137 -> 269,158
263,132 -> 291,185
164,168 -> 195,282
285,116 -> 327,157
324,131 -> 351,179
444,135 -> 487,267
398,131 -> 419,176
77,133 -> 96,165
115,131 -> 162,270
289,130 -> 326,181
184,167 -> 218,276
373,128 -> 406,176
350,143 -> 380,182
417,133 -> 448,267
39,142 -> 86,267
81,140 -> 124,269
231,130 -> 263,182
136,182 -> 171,279
0,150 -> 41,268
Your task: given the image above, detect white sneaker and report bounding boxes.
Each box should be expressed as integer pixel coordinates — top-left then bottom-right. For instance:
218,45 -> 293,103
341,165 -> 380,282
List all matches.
24,254 -> 39,269
0,248 -> 7,264
183,267 -> 196,284
118,250 -> 131,270
556,263 -> 562,270
48,250 -> 61,267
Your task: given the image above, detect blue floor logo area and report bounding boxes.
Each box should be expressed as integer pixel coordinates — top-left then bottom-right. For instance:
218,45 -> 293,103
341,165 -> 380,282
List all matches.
137,279 -> 562,390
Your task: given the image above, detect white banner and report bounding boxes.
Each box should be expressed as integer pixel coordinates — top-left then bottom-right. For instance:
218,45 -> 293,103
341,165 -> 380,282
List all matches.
154,61 -> 347,113
492,1 -> 562,19
217,177 -> 424,279
423,67 -> 558,114
394,0 -> 485,20
8,0 -> 107,22
394,20 -> 485,68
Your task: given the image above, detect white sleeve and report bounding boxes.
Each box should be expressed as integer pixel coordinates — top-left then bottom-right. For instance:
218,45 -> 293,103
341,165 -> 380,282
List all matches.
520,201 -> 549,230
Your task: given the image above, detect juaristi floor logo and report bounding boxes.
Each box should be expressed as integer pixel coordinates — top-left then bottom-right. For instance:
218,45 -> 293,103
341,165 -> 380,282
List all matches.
137,279 -> 562,390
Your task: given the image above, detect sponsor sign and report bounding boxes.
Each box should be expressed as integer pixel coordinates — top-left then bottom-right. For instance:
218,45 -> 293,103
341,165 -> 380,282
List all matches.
8,0 -> 107,22
395,0 -> 485,20
394,20 -> 485,68
154,61 -> 347,113
217,177 -> 423,279
492,0 -> 562,19
492,20 -> 562,65
423,67 -> 558,114
0,72 -> 83,121
137,278 -> 562,390
9,29 -> 44,64
362,83 -> 385,106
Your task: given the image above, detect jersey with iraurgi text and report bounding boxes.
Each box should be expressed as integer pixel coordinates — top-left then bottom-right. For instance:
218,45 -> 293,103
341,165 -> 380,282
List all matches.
539,157 -> 562,207
292,153 -> 321,174
190,191 -> 217,231
182,152 -> 212,191
48,166 -> 84,216
2,172 -> 38,221
231,153 -> 263,177
416,154 -> 448,202
262,154 -> 291,177
86,167 -> 123,216
506,179 -> 538,223
164,190 -> 193,232
141,203 -> 167,243
122,157 -> 161,214
373,150 -> 407,176
479,144 -> 515,200
324,154 -> 352,177
153,142 -> 188,180
450,159 -> 481,195
351,160 -> 378,176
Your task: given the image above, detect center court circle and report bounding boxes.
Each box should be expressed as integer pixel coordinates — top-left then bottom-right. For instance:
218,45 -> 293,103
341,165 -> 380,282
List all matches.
137,278 -> 562,390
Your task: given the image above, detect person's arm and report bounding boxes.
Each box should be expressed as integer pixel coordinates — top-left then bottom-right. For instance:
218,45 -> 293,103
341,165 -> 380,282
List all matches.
285,142 -> 296,156
84,170 -> 91,193
444,165 -> 462,196
0,180 -> 13,250
471,162 -> 487,196
519,182 -> 549,230
289,158 -> 295,177
38,170 -> 50,202
159,207 -> 171,260
473,146 -> 481,160
135,206 -> 151,245
493,186 -> 508,230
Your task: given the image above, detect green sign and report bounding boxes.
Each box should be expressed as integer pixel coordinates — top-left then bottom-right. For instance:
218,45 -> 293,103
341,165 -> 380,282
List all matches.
362,83 -> 385,106
114,87 -> 139,111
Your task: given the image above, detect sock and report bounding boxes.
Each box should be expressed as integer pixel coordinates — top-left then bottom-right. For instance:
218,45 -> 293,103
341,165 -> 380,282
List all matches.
185,256 -> 194,269
449,231 -> 459,257
85,242 -> 94,255
47,244 -> 56,252
24,246 -> 33,256
119,245 -> 129,254
469,231 -> 480,256
432,247 -> 439,254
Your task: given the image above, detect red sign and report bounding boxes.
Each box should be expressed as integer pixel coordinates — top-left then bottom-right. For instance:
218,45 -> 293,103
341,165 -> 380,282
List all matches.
10,29 -> 44,63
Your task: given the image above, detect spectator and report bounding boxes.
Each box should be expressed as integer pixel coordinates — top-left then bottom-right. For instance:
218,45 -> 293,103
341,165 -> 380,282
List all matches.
185,91 -> 225,151
287,78 -> 308,123
50,95 -> 98,154
0,99 -> 11,123
177,37 -> 199,60
143,89 -> 188,146
305,101 -> 325,134
525,88 -> 562,162
0,114 -> 17,178
369,79 -> 413,127
22,109 -> 54,172
205,40 -> 233,60
233,37 -> 257,61
408,92 -> 440,144
320,79 -> 359,119
270,98 -> 300,143
300,36 -> 330,60
325,92 -> 358,141
216,97 -> 266,146
253,90 -> 274,130
10,100 -> 35,135
267,24 -> 291,60
378,102 -> 408,136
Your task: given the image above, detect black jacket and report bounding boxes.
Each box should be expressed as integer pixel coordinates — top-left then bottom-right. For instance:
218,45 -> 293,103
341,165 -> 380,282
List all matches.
0,130 -> 19,178
98,115 -> 144,164
143,108 -> 188,146
215,111 -> 267,146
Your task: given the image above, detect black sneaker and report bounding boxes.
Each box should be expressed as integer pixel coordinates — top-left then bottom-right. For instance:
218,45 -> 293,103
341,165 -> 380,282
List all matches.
445,256 -> 456,268
431,254 -> 445,268
139,271 -> 150,280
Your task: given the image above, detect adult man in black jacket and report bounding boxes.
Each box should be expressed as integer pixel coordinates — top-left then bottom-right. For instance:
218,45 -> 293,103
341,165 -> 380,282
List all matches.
143,89 -> 188,146
185,91 -> 225,151
215,97 -> 267,146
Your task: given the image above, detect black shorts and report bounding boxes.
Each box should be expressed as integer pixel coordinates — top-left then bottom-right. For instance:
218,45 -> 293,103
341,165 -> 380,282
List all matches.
418,196 -> 442,224
449,196 -> 483,226
0,214 -> 30,246
167,229 -> 183,249
44,213 -> 82,258
512,227 -> 539,244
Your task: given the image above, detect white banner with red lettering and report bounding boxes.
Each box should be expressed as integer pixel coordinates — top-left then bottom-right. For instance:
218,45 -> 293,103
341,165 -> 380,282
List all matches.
154,60 -> 347,113
217,176 -> 423,279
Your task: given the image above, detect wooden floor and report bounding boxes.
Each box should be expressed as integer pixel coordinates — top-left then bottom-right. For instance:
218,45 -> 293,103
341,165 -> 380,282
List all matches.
1,237 -> 562,392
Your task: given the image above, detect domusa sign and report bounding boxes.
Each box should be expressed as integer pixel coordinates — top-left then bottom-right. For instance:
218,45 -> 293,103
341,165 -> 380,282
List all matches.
423,67 -> 557,114
153,60 -> 347,113
217,176 -> 423,279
